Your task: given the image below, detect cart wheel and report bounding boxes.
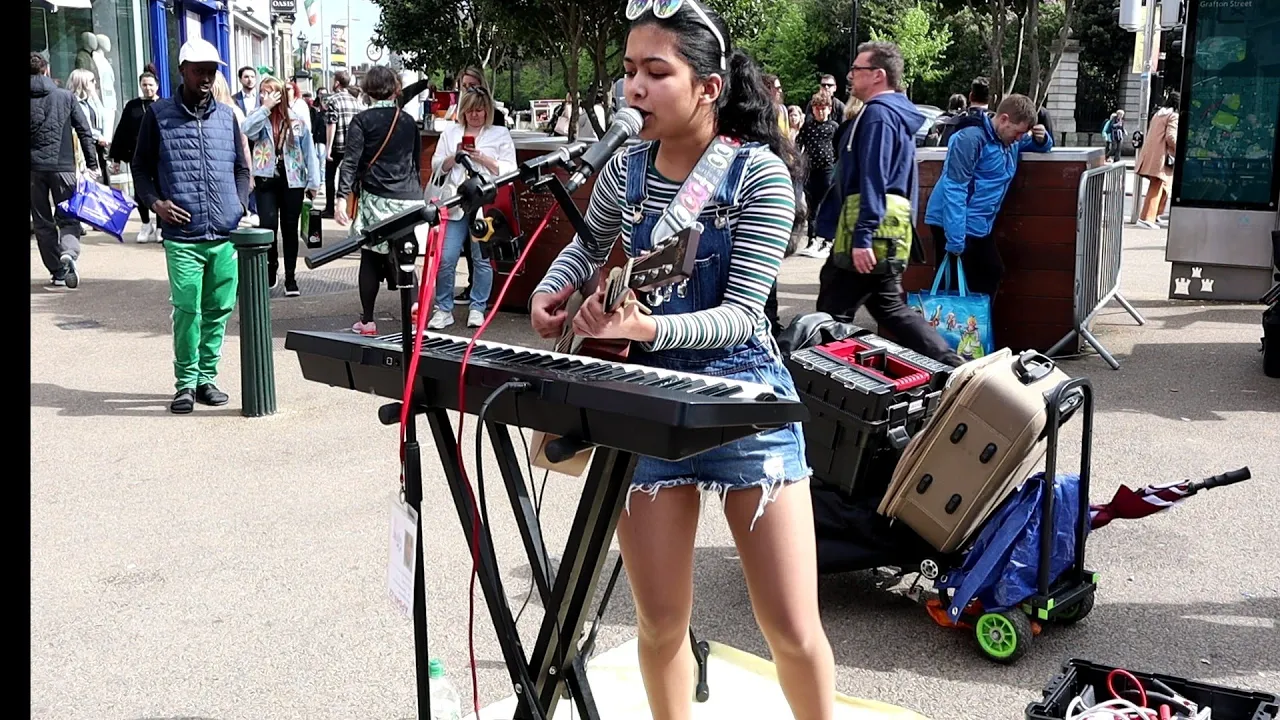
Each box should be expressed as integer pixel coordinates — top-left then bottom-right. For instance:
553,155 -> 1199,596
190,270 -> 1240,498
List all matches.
975,610 -> 1032,664
1055,591 -> 1095,625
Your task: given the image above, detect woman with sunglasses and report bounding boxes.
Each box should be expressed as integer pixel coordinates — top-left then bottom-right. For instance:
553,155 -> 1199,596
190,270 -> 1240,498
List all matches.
529,2 -> 834,718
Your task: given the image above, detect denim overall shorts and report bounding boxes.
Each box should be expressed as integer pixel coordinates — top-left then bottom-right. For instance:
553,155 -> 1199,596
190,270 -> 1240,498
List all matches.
622,141 -> 811,523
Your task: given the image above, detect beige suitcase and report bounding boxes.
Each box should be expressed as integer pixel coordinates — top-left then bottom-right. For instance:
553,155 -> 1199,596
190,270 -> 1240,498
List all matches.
877,348 -> 1074,553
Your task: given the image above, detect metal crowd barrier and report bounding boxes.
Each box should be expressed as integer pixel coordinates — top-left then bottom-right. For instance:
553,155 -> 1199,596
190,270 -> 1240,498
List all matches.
1048,162 -> 1145,369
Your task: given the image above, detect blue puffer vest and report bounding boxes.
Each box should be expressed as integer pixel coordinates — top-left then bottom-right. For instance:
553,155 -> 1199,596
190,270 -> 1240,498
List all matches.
151,96 -> 242,242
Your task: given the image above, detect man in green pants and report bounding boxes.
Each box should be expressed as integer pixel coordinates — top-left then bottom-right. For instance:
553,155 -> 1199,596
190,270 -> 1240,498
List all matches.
132,39 -> 251,414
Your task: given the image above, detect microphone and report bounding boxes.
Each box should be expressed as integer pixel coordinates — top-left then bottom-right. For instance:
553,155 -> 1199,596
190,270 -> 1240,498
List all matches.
565,108 -> 643,194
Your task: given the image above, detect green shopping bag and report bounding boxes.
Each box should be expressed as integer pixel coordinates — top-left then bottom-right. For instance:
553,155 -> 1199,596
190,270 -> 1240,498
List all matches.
907,255 -> 995,360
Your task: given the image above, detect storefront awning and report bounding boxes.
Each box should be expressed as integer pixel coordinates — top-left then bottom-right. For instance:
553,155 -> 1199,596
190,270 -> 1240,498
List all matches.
31,0 -> 94,10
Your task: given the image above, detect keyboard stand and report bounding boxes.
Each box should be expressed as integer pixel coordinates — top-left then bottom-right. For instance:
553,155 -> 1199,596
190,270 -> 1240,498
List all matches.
425,407 -> 634,719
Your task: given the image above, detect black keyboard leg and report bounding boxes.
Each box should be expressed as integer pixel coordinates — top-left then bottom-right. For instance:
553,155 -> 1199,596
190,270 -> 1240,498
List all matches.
579,556 -> 624,663
691,626 -> 710,703
427,409 -> 548,720
527,448 -> 637,719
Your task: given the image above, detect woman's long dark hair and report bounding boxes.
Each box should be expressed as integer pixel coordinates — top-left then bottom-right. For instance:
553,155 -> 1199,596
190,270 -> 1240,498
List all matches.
630,2 -> 799,180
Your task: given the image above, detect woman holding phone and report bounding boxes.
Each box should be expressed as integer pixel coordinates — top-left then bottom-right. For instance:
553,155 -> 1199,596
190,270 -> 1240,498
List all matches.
427,86 -> 516,329
242,76 -> 322,296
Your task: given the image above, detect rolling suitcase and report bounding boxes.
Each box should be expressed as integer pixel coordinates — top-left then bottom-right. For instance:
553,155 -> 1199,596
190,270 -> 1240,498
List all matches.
877,348 -> 1075,553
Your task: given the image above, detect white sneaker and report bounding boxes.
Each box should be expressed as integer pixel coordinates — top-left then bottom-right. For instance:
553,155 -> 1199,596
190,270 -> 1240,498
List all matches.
1136,220 -> 1160,230
467,309 -> 485,328
428,309 -> 454,330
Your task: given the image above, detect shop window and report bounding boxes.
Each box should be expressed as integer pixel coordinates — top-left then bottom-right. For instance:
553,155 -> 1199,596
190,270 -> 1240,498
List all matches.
30,0 -> 142,133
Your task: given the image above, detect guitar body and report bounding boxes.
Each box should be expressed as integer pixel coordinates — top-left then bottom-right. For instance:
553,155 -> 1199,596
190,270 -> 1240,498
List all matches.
531,229 -> 702,475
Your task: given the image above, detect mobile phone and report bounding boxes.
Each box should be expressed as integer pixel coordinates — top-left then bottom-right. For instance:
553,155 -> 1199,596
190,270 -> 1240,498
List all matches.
462,135 -> 476,150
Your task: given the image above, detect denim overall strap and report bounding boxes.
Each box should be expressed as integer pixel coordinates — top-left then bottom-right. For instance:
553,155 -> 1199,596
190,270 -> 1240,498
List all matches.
627,142 -> 777,376
623,140 -> 653,207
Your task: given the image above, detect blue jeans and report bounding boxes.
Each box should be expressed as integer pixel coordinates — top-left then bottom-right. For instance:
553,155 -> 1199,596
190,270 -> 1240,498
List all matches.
433,215 -> 492,313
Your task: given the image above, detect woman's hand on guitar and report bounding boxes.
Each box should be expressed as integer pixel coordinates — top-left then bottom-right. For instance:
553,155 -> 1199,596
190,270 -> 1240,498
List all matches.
531,286 -> 574,339
572,286 -> 657,343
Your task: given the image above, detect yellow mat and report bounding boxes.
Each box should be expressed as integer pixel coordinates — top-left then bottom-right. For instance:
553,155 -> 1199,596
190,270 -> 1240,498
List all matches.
468,637 -> 931,719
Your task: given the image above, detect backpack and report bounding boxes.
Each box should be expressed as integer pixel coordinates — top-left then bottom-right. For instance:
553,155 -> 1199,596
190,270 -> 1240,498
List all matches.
928,108 -> 991,149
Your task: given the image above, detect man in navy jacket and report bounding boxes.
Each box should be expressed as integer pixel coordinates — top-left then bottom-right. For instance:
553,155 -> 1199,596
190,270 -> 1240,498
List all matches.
814,41 -> 962,367
925,93 -> 1052,298
133,39 -> 251,414
30,52 -> 99,289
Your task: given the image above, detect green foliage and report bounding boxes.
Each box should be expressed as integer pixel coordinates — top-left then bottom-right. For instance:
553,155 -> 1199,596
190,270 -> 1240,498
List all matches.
868,3 -> 952,95
370,0 -> 529,76
739,0 -> 831,105
705,0 -> 791,47
1074,0 -> 1134,125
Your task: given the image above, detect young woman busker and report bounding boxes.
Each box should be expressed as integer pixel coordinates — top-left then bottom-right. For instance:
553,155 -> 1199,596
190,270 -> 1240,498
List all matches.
528,2 -> 835,718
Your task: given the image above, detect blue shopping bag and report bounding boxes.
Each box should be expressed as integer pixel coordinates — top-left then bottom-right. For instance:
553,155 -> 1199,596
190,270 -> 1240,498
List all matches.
906,255 -> 995,360
56,177 -> 138,242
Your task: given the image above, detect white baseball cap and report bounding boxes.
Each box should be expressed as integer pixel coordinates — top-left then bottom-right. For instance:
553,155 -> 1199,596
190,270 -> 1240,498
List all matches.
178,38 -> 226,66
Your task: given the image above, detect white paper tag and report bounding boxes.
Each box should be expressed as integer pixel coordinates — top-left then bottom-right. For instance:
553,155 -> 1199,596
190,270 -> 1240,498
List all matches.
387,493 -> 419,618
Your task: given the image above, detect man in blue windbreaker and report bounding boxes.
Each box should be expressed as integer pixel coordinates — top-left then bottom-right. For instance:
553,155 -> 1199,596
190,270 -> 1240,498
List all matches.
133,38 -> 251,414
813,41 -> 962,367
925,93 -> 1053,299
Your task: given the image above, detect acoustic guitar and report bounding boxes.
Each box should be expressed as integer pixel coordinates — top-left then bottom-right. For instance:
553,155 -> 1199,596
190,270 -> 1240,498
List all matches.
530,227 -> 701,474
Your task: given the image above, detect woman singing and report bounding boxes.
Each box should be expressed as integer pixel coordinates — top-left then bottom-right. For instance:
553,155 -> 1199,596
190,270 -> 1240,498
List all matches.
529,2 -> 834,718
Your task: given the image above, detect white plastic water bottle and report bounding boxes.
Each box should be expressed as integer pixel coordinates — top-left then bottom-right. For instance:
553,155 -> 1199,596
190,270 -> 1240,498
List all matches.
428,658 -> 462,720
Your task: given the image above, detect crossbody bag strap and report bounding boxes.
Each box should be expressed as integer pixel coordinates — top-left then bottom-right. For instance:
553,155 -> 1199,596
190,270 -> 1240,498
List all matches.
649,135 -> 744,243
360,108 -> 400,182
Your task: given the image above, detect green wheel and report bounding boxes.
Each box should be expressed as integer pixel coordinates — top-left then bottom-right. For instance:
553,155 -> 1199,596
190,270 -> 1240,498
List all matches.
1055,591 -> 1095,625
975,610 -> 1032,664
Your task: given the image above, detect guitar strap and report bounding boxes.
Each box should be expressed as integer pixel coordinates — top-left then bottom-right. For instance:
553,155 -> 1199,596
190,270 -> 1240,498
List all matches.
648,135 -> 743,245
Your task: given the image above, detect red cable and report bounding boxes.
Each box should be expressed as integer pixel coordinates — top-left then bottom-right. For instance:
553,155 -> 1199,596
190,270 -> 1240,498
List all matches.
397,202 -> 559,715
1107,668 -> 1148,709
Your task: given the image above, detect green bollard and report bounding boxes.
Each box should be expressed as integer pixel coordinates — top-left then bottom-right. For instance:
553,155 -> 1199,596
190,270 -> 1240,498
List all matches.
232,228 -> 277,417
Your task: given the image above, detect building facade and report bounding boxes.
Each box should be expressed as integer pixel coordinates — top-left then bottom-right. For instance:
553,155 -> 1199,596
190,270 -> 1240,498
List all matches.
229,0 -> 272,76
147,0 -> 232,96
31,0 -> 149,138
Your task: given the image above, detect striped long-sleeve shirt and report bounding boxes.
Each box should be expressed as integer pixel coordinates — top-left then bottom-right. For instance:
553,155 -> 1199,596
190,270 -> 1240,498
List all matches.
534,143 -> 796,353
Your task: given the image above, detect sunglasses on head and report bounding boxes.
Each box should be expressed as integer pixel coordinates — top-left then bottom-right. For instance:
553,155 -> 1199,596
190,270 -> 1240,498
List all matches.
625,0 -> 727,71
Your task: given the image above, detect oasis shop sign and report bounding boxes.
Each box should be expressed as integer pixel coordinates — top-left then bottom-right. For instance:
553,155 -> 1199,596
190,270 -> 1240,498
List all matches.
270,0 -> 297,14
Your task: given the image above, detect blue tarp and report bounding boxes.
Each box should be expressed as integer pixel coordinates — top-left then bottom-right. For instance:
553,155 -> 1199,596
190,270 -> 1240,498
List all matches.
935,472 -> 1088,622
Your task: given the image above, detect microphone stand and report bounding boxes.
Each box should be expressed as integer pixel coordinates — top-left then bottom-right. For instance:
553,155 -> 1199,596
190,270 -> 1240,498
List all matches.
307,139 -> 595,720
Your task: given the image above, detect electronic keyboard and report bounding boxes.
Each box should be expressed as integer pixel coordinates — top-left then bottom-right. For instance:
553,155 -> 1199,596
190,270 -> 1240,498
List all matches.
286,330 -> 809,461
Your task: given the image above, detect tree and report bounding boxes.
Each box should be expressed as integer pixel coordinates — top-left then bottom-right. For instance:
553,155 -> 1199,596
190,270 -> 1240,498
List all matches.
869,3 -> 953,98
371,0 -> 526,77
506,0 -> 629,139
740,0 -> 830,105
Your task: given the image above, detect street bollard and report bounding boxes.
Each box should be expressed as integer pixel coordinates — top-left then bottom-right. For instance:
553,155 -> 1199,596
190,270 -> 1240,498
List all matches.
232,228 -> 277,417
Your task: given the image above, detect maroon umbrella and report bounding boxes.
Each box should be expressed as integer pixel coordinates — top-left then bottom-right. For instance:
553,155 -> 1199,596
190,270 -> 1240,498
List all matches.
1089,467 -> 1252,529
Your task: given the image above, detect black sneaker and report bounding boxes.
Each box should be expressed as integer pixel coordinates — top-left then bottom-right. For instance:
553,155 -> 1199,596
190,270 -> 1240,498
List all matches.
455,288 -> 471,305
196,383 -> 229,406
268,272 -> 279,290
60,253 -> 79,289
284,278 -> 300,297
170,388 -> 196,414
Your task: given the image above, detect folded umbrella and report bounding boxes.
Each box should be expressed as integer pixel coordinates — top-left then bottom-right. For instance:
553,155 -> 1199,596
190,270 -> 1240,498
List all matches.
1089,467 -> 1251,529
